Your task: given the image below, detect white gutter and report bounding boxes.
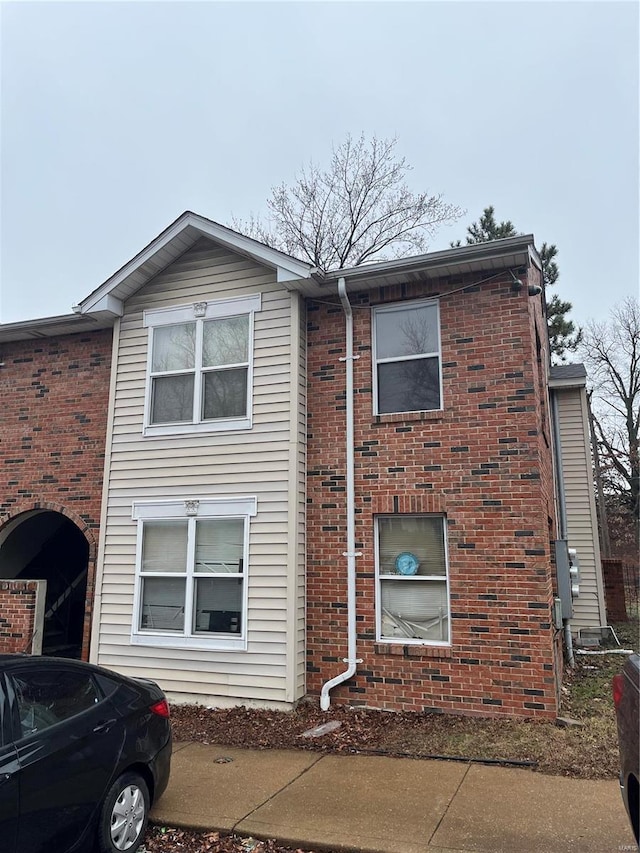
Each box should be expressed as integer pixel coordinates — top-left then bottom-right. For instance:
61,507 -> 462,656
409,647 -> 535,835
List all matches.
318,235 -> 541,285
320,277 -> 361,710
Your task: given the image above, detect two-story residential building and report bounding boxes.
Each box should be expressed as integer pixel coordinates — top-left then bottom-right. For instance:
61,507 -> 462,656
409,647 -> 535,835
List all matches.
0,212 -> 605,718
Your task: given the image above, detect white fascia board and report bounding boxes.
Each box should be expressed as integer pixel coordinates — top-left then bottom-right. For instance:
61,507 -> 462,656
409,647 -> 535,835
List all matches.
549,377 -> 588,390
320,234 -> 539,285
78,212 -> 311,314
277,267 -> 310,284
189,216 -> 311,279
0,313 -> 109,342
86,293 -> 124,316
78,216 -> 193,313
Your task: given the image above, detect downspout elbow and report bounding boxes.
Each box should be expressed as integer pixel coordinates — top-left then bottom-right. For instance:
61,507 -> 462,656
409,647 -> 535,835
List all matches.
320,662 -> 357,711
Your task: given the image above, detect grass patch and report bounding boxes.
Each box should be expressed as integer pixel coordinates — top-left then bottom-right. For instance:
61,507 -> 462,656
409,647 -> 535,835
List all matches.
360,618 -> 638,778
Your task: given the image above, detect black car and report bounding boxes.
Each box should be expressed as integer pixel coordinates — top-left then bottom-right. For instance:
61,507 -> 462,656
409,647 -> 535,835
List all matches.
0,654 -> 172,853
613,653 -> 640,846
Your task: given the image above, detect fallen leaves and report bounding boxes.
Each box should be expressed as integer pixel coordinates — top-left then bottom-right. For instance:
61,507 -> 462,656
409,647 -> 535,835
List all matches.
168,691 -> 620,780
142,826 -> 332,853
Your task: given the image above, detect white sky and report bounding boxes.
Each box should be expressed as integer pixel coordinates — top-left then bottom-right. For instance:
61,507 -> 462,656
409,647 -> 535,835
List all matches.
1,0 -> 638,330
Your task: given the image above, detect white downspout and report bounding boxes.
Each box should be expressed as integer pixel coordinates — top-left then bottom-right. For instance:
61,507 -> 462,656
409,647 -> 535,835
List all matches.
320,277 -> 361,710
551,392 -> 575,668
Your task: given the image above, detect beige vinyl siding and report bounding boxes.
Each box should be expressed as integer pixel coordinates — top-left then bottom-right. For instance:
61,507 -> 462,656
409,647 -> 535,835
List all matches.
554,387 -> 606,633
288,294 -> 307,699
92,238 -> 307,706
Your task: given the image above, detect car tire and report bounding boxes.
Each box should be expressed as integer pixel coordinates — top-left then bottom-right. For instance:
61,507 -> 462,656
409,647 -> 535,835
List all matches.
97,771 -> 150,853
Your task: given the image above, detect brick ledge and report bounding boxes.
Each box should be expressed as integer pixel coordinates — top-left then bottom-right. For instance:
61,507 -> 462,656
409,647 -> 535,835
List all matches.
373,410 -> 444,426
374,643 -> 453,658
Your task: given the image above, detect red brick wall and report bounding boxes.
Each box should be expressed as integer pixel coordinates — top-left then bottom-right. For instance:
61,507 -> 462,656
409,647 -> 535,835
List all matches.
306,268 -> 559,719
601,558 -> 629,622
0,330 -> 112,657
0,580 -> 42,654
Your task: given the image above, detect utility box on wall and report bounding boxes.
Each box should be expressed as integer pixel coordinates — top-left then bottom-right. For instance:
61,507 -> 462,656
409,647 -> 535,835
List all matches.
568,548 -> 581,599
555,539 -> 573,619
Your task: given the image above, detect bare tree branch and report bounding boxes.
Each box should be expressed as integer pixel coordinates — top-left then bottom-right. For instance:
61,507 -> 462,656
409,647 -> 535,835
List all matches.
231,133 -> 463,270
581,298 -> 640,551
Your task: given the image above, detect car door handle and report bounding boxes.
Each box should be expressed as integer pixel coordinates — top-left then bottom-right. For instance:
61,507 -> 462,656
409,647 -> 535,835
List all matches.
0,772 -> 14,784
93,719 -> 116,734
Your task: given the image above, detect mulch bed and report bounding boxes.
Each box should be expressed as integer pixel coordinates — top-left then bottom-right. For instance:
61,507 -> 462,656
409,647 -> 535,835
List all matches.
167,696 -> 618,779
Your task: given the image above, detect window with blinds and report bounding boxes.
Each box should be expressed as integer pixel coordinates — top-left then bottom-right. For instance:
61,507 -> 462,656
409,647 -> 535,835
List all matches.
137,517 -> 247,642
376,515 -> 450,644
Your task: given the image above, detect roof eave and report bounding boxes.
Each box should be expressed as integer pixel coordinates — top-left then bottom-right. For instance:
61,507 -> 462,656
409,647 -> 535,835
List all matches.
326,236 -> 539,282
77,211 -> 313,315
549,363 -> 588,389
0,312 -> 112,343
549,375 -> 588,390
549,379 -> 587,390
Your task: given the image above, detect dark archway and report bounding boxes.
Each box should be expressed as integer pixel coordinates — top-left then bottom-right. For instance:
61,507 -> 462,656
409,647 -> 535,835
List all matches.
0,509 -> 90,658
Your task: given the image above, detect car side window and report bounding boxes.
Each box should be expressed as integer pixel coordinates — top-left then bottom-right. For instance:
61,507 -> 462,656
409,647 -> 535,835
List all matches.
93,672 -> 120,698
13,668 -> 100,738
0,675 -> 10,748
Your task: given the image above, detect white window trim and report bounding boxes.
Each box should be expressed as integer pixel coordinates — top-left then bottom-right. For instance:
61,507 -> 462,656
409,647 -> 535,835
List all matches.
374,514 -> 451,647
142,294 -> 261,437
372,298 -> 443,416
131,496 -> 257,651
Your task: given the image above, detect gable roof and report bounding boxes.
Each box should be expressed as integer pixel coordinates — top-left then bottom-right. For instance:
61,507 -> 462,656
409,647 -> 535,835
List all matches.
1,212 -> 543,341
549,363 -> 588,389
76,211 -> 314,319
77,211 -> 541,320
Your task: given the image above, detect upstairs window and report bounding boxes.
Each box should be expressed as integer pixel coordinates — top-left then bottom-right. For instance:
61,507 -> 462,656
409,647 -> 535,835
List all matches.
143,295 -> 260,435
373,300 -> 442,414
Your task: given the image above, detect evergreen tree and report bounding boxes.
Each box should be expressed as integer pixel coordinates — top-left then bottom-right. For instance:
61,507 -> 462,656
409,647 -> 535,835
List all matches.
452,207 -> 581,360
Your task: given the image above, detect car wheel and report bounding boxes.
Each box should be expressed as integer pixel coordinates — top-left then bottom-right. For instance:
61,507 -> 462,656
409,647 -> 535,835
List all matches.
97,771 -> 150,853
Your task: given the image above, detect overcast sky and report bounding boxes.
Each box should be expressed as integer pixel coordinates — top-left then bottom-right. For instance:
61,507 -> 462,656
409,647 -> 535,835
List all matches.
1,1 -> 638,332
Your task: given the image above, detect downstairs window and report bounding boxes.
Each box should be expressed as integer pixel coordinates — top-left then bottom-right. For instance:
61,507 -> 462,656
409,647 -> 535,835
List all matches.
376,514 -> 450,645
131,497 -> 256,650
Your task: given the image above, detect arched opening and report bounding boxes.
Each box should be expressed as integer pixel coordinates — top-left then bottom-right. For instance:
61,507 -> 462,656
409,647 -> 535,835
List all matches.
0,510 -> 90,659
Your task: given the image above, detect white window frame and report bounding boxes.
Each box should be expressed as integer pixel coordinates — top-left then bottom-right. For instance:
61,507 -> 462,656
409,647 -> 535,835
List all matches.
131,496 -> 257,651
142,294 -> 261,436
374,514 -> 451,646
372,298 -> 443,415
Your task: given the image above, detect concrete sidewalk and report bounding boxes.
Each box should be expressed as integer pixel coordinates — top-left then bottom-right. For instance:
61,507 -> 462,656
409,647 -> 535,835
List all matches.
151,742 -> 637,853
